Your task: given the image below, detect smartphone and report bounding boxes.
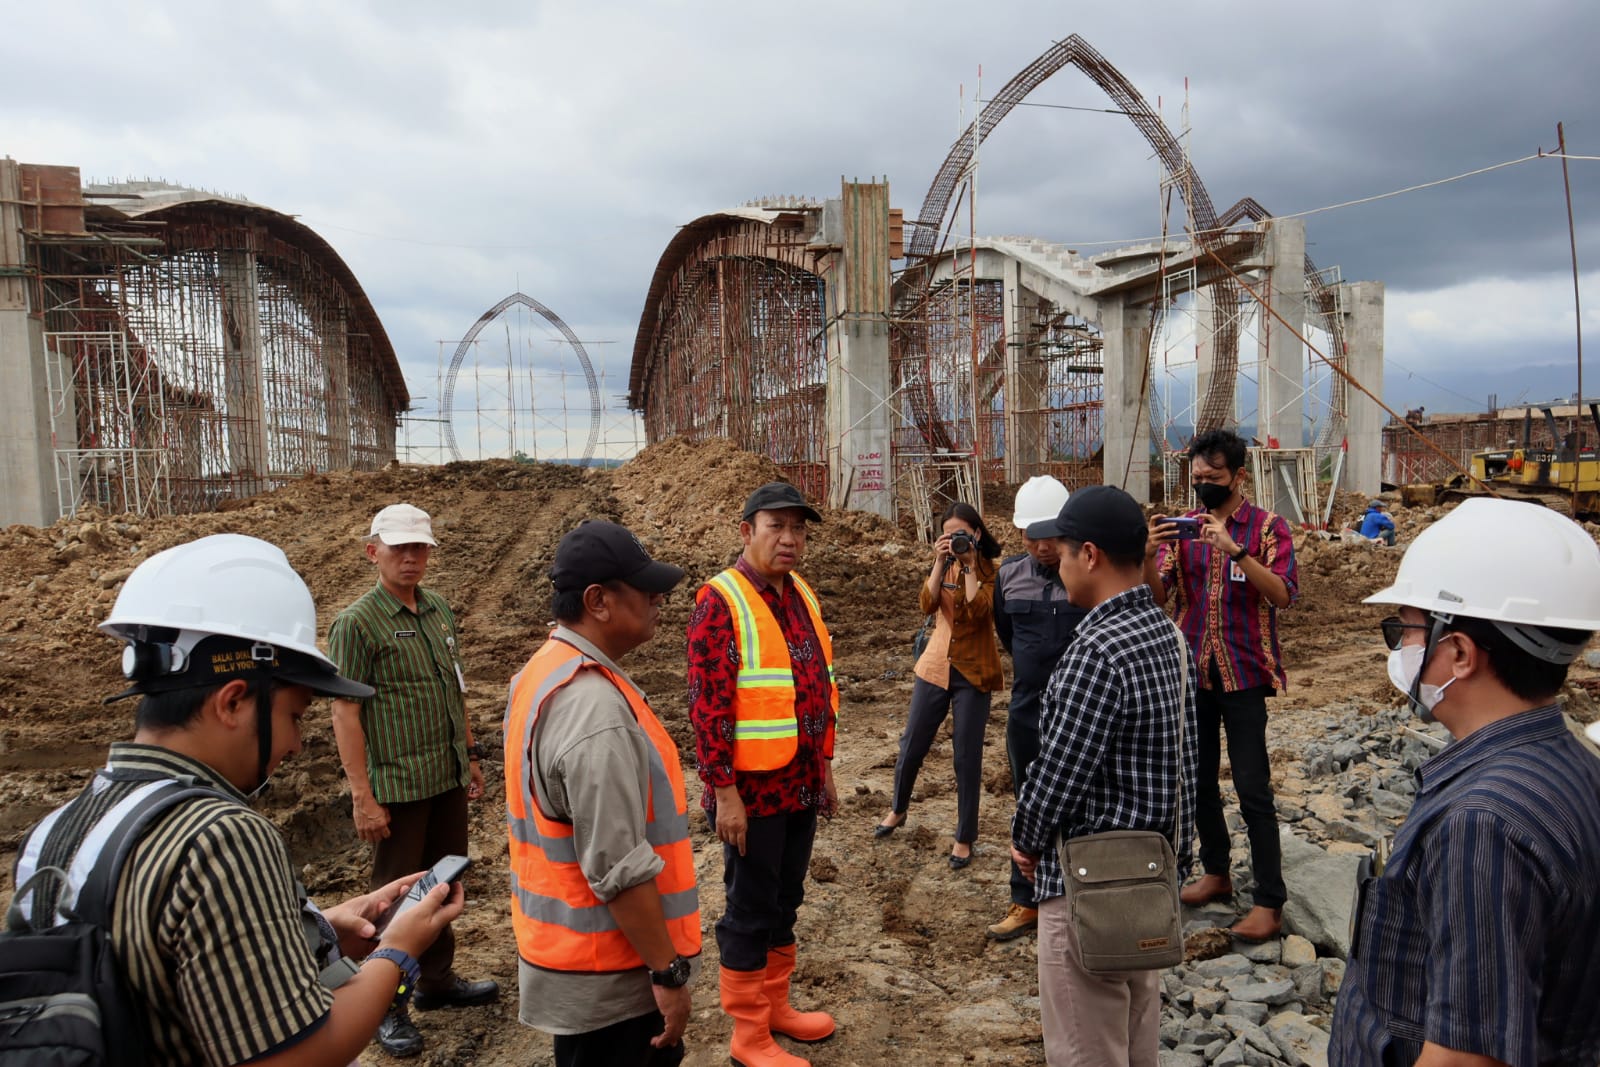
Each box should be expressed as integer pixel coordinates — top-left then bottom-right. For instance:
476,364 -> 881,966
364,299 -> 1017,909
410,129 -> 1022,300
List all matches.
373,854 -> 471,935
1165,517 -> 1202,540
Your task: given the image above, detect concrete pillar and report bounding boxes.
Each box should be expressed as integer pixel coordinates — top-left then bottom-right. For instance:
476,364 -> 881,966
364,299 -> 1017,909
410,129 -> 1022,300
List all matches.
0,160 -> 62,526
219,251 -> 270,495
322,307 -> 351,471
1257,218 -> 1306,448
1002,257 -> 1046,482
1342,280 -> 1385,496
823,182 -> 893,518
1100,299 -> 1152,503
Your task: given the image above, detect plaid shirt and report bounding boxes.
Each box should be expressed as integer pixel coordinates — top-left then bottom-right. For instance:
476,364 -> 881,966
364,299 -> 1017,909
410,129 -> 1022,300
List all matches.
1157,497 -> 1297,692
1331,705 -> 1600,1065
1010,584 -> 1198,902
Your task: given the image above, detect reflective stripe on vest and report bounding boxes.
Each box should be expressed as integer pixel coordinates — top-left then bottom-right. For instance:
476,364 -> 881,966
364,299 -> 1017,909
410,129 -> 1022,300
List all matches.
503,637 -> 700,974
698,568 -> 838,772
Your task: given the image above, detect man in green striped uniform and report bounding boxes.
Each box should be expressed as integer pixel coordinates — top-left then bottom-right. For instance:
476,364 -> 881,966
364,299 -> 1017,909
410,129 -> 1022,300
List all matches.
329,503 -> 498,1058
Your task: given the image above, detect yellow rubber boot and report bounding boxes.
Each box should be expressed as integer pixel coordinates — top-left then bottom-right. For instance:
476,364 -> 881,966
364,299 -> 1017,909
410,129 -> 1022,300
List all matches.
721,965 -> 809,1067
763,945 -> 835,1042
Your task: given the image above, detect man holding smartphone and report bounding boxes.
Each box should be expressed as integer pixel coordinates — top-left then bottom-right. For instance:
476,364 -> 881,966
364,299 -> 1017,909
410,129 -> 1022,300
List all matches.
1145,429 -> 1298,943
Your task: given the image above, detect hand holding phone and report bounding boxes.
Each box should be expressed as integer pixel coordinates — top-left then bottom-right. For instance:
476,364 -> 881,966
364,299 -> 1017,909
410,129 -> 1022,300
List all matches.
1165,517 -> 1202,540
374,855 -> 471,936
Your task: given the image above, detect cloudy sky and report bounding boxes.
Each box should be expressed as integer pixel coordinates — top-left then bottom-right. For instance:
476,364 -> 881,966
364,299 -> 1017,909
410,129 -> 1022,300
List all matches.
7,0 -> 1598,457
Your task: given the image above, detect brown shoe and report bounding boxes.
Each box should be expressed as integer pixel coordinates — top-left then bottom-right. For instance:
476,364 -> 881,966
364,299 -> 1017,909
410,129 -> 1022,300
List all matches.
1230,905 -> 1283,943
986,904 -> 1038,941
1179,873 -> 1233,907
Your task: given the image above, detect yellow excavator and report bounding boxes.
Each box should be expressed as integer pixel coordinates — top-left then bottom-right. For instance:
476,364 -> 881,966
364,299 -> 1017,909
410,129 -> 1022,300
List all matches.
1438,405 -> 1600,518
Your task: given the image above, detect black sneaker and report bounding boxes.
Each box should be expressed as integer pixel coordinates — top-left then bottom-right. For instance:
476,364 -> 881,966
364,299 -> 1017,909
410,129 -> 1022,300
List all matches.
376,1006 -> 424,1058
412,975 -> 501,1011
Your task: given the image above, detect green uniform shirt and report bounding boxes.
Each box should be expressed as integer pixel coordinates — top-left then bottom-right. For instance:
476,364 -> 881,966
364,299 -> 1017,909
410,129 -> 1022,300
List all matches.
328,582 -> 470,803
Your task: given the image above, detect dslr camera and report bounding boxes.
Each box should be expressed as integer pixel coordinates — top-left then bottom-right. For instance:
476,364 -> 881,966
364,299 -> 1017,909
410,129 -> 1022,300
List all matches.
949,530 -> 975,556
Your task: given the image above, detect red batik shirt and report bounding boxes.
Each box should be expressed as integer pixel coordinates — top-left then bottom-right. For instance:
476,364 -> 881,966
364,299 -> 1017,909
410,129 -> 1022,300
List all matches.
1157,496 -> 1298,693
687,557 -> 836,818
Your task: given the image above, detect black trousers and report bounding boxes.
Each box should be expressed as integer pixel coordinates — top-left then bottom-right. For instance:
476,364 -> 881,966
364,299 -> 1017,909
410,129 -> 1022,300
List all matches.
716,808 -> 817,972
890,670 -> 993,845
370,786 -> 467,987
552,1010 -> 684,1067
1005,682 -> 1045,907
1193,680 -> 1286,909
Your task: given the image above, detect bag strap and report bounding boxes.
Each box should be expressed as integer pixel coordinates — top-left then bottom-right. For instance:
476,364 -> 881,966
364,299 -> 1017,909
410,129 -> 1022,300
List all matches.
1171,624 -> 1189,846
68,781 -> 230,929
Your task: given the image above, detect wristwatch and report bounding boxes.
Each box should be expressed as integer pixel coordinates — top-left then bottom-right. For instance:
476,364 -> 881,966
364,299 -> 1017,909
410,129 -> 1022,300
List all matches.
369,947 -> 421,1006
466,742 -> 488,761
1229,545 -> 1249,562
649,954 -> 691,988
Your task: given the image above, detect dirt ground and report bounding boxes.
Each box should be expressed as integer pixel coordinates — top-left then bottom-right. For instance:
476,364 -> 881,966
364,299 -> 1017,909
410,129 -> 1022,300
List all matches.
2,438 -> 1596,1065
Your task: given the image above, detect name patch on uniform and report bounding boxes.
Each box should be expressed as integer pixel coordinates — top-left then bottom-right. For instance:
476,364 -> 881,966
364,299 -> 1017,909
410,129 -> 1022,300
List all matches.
394,630 -> 418,639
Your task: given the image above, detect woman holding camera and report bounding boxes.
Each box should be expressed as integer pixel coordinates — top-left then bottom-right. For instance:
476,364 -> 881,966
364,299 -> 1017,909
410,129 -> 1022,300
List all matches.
876,502 -> 1004,869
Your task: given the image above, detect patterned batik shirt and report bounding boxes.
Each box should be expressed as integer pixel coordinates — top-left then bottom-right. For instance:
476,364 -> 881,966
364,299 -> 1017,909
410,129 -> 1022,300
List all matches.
686,557 -> 836,819
1157,496 -> 1298,692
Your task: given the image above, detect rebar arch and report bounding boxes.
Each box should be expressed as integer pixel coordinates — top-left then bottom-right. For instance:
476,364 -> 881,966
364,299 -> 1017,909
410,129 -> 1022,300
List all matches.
440,292 -> 601,465
906,33 -> 1243,432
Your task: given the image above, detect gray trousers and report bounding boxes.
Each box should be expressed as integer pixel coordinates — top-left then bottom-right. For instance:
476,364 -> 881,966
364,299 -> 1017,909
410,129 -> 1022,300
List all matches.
890,669 -> 992,844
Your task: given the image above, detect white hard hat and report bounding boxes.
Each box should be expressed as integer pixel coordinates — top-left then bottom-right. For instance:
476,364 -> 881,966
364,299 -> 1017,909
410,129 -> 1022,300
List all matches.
1013,476 -> 1071,530
101,534 -> 371,698
1364,498 -> 1600,663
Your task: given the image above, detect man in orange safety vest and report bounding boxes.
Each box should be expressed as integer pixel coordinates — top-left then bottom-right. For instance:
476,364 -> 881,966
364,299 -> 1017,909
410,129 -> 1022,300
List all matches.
687,482 -> 839,1067
505,520 -> 700,1066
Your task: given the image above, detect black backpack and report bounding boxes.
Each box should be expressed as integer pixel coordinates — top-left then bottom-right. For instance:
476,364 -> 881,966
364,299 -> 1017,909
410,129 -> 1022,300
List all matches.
0,777 -> 222,1067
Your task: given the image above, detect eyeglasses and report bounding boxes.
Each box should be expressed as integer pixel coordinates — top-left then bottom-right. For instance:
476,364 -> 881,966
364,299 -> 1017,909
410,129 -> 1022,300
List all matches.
1379,615 -> 1430,651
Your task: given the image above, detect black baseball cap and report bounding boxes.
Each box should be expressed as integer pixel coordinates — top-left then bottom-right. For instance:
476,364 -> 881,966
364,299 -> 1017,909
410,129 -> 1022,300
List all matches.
742,482 -> 823,523
1024,484 -> 1148,557
548,520 -> 685,594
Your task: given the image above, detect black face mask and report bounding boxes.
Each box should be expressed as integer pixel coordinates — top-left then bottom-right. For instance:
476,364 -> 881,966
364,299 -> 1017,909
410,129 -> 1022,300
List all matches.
1192,481 -> 1234,510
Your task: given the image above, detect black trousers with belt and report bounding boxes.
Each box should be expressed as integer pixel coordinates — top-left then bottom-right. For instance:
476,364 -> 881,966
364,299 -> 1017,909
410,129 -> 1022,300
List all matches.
1193,675 -> 1286,909
369,785 -> 467,988
890,669 -> 993,845
716,808 -> 817,972
1005,681 -> 1045,907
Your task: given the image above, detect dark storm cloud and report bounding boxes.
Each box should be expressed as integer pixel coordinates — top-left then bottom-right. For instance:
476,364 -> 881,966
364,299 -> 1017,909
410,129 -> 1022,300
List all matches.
4,0 -> 1597,436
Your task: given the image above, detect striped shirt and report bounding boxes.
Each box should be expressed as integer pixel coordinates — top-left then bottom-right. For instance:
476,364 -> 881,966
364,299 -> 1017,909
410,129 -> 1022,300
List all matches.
1010,584 -> 1198,902
1331,705 -> 1600,1066
1157,497 -> 1298,692
16,743 -> 332,1065
328,582 -> 470,803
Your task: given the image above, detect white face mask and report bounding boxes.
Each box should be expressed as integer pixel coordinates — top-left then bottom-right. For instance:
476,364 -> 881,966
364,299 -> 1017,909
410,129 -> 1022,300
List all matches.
1387,643 -> 1456,721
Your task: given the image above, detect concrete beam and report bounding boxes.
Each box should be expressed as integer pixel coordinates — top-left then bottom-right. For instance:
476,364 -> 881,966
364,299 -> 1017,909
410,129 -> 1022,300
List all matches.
0,159 -> 61,527
1257,218 -> 1306,449
1101,299 -> 1152,503
1342,280 -> 1385,495
219,251 -> 270,495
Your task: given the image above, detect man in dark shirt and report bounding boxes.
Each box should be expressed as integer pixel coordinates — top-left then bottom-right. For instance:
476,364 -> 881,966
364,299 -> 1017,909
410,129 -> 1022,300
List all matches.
687,482 -> 839,1067
1332,497 -> 1600,1067
988,476 -> 1087,941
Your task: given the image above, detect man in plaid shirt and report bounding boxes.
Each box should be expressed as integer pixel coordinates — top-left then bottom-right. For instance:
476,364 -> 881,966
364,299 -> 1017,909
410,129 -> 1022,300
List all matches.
1010,486 -> 1198,1067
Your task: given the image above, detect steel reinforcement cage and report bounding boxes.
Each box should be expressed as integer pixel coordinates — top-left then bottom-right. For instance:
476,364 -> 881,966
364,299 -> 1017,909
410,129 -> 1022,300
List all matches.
26,195 -> 403,515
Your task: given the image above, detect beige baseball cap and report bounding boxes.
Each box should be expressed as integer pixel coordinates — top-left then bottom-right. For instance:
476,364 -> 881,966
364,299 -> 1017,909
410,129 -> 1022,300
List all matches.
370,503 -> 438,546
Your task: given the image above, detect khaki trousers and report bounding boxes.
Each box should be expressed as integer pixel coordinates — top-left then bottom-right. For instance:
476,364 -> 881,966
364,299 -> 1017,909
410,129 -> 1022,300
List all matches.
1037,894 -> 1161,1066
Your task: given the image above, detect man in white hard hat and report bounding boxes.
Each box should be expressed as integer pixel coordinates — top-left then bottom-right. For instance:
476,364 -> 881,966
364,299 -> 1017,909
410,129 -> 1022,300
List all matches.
328,503 -> 498,1057
1330,498 -> 1600,1066
9,534 -> 465,1066
986,475 -> 1089,941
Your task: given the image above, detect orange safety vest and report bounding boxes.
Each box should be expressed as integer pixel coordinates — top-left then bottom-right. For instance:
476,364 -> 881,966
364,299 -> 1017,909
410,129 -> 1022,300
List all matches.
503,635 -> 700,973
696,567 -> 838,772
